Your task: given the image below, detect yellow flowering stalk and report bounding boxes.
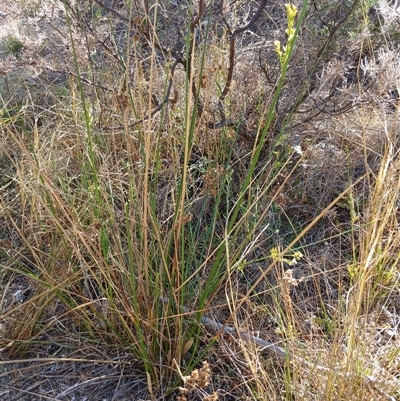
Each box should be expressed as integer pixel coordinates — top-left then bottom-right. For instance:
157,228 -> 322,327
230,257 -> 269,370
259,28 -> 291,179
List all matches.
274,3 -> 298,66
274,40 -> 284,64
270,247 -> 303,266
285,3 -> 298,42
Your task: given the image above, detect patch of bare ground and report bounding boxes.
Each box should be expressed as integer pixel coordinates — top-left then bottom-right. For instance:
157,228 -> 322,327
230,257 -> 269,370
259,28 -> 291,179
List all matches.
0,348 -> 148,400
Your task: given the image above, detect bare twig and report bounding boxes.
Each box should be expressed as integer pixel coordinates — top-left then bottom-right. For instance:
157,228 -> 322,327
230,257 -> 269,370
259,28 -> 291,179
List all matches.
92,0 -> 269,131
160,297 -> 287,359
95,59 -> 180,132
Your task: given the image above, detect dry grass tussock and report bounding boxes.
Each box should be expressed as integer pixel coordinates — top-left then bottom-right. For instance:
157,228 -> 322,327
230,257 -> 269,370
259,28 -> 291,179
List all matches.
0,0 -> 400,400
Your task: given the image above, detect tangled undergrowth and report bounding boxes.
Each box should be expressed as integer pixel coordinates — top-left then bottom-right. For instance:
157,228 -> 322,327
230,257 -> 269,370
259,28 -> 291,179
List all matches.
1,1 -> 399,400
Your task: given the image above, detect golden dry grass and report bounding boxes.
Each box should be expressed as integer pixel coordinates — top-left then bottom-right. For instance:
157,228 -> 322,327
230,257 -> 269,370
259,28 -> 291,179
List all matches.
1,1 -> 400,400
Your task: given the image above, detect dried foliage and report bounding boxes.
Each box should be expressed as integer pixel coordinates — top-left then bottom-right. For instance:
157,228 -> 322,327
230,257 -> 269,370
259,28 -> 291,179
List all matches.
1,0 -> 400,400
